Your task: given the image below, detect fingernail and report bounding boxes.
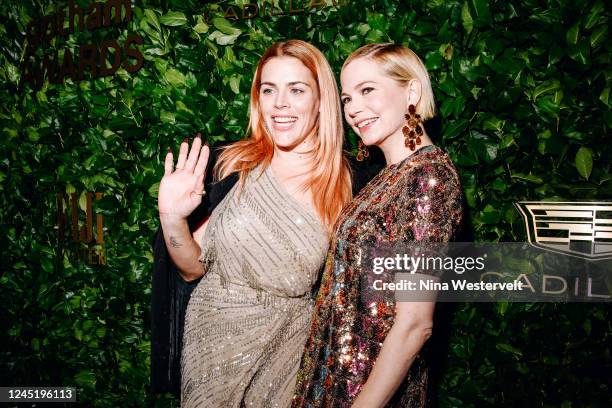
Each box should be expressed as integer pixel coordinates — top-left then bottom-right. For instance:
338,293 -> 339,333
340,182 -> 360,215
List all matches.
182,137 -> 189,144
168,147 -> 172,154
195,132 -> 202,139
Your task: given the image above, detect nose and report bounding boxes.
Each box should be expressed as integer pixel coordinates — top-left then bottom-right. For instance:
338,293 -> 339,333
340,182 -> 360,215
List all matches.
274,89 -> 289,109
345,97 -> 362,119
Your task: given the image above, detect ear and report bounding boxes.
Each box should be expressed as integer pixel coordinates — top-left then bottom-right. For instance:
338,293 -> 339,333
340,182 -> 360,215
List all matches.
405,79 -> 422,107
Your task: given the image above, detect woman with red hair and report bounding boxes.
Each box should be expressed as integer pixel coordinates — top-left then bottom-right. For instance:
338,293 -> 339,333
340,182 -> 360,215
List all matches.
156,40 -> 353,407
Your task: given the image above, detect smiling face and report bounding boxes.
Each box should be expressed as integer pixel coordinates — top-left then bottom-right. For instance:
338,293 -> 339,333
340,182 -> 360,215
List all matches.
340,57 -> 411,147
259,56 -> 320,151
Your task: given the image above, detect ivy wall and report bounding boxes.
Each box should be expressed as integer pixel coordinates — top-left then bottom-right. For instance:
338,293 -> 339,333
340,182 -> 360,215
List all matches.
0,0 -> 610,407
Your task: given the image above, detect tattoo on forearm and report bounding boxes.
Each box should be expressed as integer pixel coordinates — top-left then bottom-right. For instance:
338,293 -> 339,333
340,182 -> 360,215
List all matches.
169,236 -> 183,248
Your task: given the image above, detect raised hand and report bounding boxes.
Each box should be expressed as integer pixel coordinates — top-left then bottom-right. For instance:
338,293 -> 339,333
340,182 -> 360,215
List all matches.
158,133 -> 210,219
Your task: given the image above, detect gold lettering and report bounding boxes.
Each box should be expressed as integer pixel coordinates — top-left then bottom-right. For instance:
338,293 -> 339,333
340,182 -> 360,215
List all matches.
78,44 -> 98,79
309,0 -> 327,9
99,40 -> 121,76
224,6 -> 239,20
69,0 -> 85,34
86,3 -> 103,31
60,49 -> 76,82
41,15 -> 56,44
96,193 -> 105,244
123,34 -> 144,73
242,4 -> 259,19
70,193 -> 79,242
104,0 -> 132,27
56,7 -> 67,37
42,50 -> 60,84
80,193 -> 94,244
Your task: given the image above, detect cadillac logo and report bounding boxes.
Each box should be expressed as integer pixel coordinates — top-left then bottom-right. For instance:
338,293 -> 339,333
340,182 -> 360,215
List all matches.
515,202 -> 612,260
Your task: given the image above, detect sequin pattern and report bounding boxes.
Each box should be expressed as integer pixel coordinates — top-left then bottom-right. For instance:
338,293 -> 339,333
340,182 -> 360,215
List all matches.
181,165 -> 329,408
293,145 -> 463,407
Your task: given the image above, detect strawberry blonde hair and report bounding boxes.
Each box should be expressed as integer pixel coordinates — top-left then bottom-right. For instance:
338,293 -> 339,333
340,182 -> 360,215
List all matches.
215,40 -> 352,229
343,43 -> 436,121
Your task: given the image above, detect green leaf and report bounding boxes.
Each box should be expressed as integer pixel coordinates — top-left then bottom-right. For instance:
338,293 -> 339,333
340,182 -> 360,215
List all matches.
532,80 -> 560,101
365,29 -> 386,43
165,68 -> 186,87
148,182 -> 159,198
496,343 -> 523,357
511,173 -> 543,184
160,11 -> 187,27
194,22 -> 209,34
229,76 -> 241,94
567,40 -> 590,64
461,2 -> 473,33
566,24 -> 579,45
209,30 -> 240,46
575,147 -> 593,179
590,25 -> 607,47
585,1 -> 604,30
599,87 -> 609,106
144,9 -> 161,32
471,0 -> 491,26
212,17 -> 241,35
160,110 -> 176,124
74,370 -> 96,387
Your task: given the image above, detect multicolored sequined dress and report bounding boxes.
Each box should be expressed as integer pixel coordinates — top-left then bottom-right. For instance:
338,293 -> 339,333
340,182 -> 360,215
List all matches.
181,165 -> 328,407
293,145 -> 463,407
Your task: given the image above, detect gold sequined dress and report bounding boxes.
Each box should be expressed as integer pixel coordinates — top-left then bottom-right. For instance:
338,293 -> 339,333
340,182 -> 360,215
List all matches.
293,145 -> 463,407
181,165 -> 328,407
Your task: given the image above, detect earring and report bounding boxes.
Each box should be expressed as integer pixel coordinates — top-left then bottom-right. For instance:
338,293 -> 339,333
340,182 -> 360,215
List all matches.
356,140 -> 369,161
402,104 -> 423,151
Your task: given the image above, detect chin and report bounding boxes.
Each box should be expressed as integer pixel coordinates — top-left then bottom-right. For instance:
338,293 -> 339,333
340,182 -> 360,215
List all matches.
271,134 -> 299,149
358,133 -> 378,147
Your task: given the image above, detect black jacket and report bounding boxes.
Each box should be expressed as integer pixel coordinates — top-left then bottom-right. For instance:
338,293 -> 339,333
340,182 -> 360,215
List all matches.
150,149 -> 383,395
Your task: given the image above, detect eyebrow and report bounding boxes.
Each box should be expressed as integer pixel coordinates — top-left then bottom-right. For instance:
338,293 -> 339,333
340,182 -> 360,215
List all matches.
341,81 -> 376,96
260,81 -> 312,88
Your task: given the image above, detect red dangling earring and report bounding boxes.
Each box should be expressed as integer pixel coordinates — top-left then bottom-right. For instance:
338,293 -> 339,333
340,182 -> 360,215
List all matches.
402,104 -> 423,151
356,140 -> 369,161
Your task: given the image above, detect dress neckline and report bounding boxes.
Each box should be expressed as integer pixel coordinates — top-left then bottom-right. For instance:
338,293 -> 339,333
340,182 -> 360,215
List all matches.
386,144 -> 438,170
263,165 -> 324,228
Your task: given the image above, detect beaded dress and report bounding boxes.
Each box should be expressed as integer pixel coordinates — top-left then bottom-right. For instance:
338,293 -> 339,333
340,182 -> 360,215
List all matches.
293,145 -> 463,407
181,165 -> 328,407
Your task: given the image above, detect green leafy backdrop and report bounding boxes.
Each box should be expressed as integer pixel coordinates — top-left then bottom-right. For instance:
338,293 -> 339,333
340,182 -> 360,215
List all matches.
0,0 -> 610,406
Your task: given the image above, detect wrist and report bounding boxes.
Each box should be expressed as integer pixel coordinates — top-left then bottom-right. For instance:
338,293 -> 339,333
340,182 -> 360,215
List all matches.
159,212 -> 188,224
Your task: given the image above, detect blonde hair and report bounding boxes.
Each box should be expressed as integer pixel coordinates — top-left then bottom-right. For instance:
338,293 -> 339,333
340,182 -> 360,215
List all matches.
215,40 -> 352,229
343,43 -> 436,121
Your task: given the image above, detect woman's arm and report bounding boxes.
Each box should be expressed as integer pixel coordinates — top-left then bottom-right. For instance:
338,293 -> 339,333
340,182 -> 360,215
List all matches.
351,300 -> 435,408
158,136 -> 209,281
160,215 -> 208,282
353,156 -> 463,407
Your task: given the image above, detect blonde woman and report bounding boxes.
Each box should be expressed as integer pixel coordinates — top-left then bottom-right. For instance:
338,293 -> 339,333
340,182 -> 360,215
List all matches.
156,40 -> 353,407
293,43 -> 463,407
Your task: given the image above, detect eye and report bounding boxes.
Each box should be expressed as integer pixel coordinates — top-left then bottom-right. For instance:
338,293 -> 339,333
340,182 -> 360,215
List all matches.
290,88 -> 305,95
261,87 -> 274,95
362,87 -> 374,95
341,96 -> 351,105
